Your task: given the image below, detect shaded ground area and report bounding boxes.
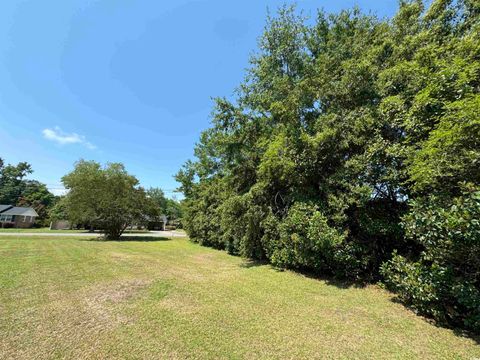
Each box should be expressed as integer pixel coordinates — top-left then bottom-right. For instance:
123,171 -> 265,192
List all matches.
0,230 -> 185,238
0,235 -> 478,359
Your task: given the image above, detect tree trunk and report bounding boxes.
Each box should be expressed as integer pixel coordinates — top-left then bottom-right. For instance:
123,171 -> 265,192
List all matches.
104,225 -> 123,240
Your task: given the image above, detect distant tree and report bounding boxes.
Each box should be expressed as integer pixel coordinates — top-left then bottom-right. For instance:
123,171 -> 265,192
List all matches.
147,187 -> 183,223
17,180 -> 55,226
165,198 -> 183,222
0,158 -> 33,204
146,188 -> 168,212
62,160 -> 150,239
0,158 -> 55,225
48,196 -> 69,221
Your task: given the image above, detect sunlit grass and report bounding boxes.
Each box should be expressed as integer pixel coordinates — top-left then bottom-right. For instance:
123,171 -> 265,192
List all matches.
0,227 -> 151,233
0,227 -> 86,233
0,236 -> 478,359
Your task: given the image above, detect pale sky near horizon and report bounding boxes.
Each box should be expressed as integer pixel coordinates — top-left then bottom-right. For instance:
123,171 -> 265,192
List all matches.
0,0 -> 398,197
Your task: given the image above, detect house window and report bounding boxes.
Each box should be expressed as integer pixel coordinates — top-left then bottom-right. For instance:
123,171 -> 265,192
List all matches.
0,215 -> 13,222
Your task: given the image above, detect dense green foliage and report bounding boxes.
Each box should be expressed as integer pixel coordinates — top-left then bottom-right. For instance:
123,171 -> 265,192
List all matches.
177,0 -> 480,332
0,158 -> 32,204
146,187 -> 183,225
0,158 -> 55,225
62,160 -> 154,239
382,185 -> 480,332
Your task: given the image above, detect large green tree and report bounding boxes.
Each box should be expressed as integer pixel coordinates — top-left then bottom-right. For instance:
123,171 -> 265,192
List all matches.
177,0 -> 480,332
62,160 -> 151,239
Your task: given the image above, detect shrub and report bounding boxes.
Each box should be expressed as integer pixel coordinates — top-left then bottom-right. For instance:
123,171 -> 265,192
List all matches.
335,199 -> 409,281
219,193 -> 266,259
266,202 -> 345,272
1,222 -> 15,229
381,186 -> 480,333
333,242 -> 375,281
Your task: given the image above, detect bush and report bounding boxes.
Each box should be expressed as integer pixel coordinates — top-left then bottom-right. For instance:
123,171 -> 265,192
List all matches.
381,186 -> 480,333
266,202 -> 345,272
219,193 -> 266,259
333,242 -> 375,281
1,222 -> 15,229
334,199 -> 409,281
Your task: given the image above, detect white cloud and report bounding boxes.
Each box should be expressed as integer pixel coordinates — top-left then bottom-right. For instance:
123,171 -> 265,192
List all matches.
42,126 -> 96,150
49,187 -> 68,196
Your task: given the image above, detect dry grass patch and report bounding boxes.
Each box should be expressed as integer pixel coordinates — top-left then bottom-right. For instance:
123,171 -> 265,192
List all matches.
86,279 -> 150,304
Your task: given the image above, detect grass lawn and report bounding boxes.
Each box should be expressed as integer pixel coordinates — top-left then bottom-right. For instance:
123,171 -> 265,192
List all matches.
0,227 -> 87,233
0,236 -> 478,359
0,228 -> 151,234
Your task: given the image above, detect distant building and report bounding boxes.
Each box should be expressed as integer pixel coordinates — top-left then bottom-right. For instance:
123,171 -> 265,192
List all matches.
146,214 -> 168,231
0,205 -> 38,228
50,220 -> 71,230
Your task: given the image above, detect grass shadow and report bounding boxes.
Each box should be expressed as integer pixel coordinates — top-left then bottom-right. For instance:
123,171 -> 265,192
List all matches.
239,259 -> 269,268
389,297 -> 480,345
120,236 -> 171,242
238,259 -> 366,289
80,236 -> 171,242
452,328 -> 480,345
293,268 -> 367,289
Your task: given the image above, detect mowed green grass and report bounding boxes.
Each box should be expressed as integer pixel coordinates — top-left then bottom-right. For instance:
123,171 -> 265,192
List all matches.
0,228 -> 151,233
0,227 -> 87,233
0,236 -> 478,359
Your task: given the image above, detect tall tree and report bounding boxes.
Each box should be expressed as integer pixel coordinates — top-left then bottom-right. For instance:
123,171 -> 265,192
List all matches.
177,0 -> 480,332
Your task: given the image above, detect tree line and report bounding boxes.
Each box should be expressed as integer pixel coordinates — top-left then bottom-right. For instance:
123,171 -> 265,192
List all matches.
176,1 -> 480,333
0,158 -> 55,226
0,158 -> 182,237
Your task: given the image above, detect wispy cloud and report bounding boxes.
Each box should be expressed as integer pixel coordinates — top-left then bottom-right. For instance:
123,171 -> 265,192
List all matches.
49,187 -> 68,196
42,126 -> 96,150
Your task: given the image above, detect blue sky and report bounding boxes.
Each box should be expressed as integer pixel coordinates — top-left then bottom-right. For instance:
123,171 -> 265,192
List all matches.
0,0 -> 398,197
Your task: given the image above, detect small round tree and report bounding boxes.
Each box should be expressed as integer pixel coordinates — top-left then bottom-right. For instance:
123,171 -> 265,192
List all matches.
62,160 -> 152,240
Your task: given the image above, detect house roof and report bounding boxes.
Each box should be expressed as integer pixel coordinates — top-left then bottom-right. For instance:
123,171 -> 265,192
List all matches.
144,214 -> 168,222
0,205 -> 38,217
0,205 -> 12,212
